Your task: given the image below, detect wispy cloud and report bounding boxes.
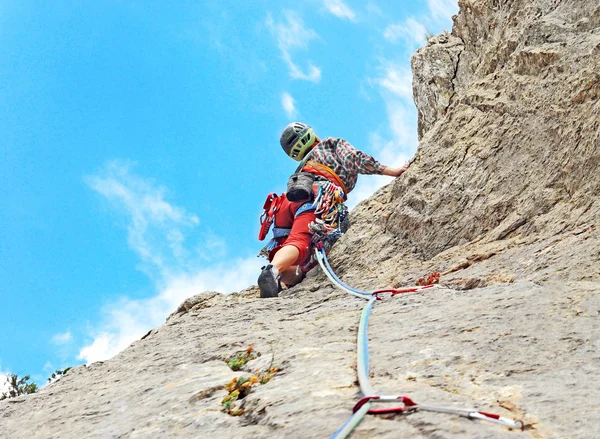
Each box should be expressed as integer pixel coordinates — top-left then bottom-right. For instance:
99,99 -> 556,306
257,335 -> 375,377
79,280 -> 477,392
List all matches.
384,17 -> 427,46
366,1 -> 383,17
374,63 -> 413,100
371,62 -> 419,151
77,256 -> 262,364
266,11 -> 321,82
323,0 -> 356,21
282,92 -> 297,118
78,162 -> 263,364
0,362 -> 10,395
352,62 -> 418,207
85,160 -> 200,278
351,1 -> 456,209
347,174 -> 390,210
196,232 -> 227,262
427,0 -> 459,21
51,331 -> 72,345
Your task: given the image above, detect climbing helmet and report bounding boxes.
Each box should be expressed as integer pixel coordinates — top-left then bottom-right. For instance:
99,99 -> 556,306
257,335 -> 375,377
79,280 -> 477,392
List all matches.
280,122 -> 317,161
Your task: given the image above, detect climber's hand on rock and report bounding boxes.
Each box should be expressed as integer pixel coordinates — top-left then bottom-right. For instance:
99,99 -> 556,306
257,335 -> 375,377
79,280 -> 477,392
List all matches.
382,165 -> 408,177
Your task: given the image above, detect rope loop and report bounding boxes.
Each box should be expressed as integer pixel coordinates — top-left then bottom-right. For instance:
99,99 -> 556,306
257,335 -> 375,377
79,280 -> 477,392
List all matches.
318,248 -> 523,438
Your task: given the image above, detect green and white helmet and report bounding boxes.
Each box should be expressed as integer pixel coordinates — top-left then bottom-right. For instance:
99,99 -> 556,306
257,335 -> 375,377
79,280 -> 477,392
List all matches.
280,122 -> 317,161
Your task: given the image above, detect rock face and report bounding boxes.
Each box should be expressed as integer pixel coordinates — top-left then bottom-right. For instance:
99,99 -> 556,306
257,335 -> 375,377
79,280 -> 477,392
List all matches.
401,0 -> 600,260
2,1 -> 599,438
412,32 -> 464,140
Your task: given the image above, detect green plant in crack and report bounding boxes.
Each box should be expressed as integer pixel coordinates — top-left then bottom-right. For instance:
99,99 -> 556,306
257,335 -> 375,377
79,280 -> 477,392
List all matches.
225,346 -> 260,371
221,345 -> 281,416
221,375 -> 259,416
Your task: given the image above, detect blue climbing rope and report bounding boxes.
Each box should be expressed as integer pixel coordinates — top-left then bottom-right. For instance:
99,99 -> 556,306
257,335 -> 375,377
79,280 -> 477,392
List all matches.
315,248 -> 372,299
317,248 -> 524,438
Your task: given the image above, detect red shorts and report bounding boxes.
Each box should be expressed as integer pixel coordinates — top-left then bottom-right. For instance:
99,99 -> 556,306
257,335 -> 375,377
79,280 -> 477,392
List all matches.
268,195 -> 317,267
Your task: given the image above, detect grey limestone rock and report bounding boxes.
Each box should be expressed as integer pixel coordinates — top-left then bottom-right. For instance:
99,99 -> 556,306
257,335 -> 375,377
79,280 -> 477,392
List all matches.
412,32 -> 465,140
2,1 -> 600,438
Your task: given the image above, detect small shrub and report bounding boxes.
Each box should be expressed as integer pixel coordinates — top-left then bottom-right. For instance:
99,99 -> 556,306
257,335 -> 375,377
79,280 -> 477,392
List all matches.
1,374 -> 38,400
258,367 -> 280,385
221,375 -> 260,416
221,345 -> 281,416
225,346 -> 259,371
47,367 -> 72,383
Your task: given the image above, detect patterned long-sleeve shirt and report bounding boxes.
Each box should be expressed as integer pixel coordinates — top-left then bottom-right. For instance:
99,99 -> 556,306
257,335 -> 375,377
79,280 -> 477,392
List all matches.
308,137 -> 385,193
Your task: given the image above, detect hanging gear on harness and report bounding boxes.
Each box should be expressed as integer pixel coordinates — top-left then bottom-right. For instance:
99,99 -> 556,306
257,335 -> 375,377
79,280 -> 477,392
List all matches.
258,193 -> 281,241
257,159 -> 349,264
302,160 -> 348,198
257,192 -> 317,260
308,180 -> 348,252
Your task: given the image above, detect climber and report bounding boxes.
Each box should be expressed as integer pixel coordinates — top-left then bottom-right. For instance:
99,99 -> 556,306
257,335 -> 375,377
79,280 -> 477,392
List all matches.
257,122 -> 408,298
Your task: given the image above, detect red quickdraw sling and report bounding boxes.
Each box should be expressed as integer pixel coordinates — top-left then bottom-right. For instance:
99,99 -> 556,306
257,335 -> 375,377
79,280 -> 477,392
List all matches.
258,193 -> 281,241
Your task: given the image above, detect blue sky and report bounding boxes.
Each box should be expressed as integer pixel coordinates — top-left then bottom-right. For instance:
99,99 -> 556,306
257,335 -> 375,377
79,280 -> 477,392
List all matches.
0,0 -> 457,387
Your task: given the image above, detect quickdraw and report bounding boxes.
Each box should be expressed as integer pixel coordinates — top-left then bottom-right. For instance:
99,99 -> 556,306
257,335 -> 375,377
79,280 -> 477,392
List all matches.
314,248 -> 524,438
258,193 -> 281,241
258,181 -> 347,260
309,221 -> 343,253
313,182 -> 347,227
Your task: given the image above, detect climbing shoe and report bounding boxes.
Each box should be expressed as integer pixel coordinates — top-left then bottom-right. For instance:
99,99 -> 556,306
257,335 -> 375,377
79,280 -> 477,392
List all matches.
258,264 -> 280,298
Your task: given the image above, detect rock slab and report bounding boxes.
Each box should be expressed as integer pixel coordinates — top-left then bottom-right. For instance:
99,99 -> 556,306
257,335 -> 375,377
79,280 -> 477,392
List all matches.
2,1 -> 600,438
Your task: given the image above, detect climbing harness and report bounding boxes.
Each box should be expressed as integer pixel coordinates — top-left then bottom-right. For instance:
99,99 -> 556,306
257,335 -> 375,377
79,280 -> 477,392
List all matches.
257,192 -> 318,259
257,178 -> 347,260
314,248 -> 524,438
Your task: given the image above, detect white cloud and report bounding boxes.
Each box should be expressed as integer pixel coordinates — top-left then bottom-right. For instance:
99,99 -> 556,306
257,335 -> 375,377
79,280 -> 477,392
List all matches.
266,10 -> 317,53
0,362 -> 11,396
384,17 -> 427,46
77,256 -> 262,364
371,61 -> 419,154
324,0 -> 356,21
78,161 -> 266,364
85,160 -> 200,278
159,257 -> 263,308
196,233 -> 227,262
366,1 -> 383,17
282,92 -> 297,118
51,331 -> 72,345
383,100 -> 417,150
427,0 -> 459,21
375,63 -> 413,100
353,61 -> 419,207
347,2 -> 455,212
266,11 -> 321,82
370,63 -> 417,161
347,174 -> 390,210
78,333 -> 116,365
77,161 -> 261,363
